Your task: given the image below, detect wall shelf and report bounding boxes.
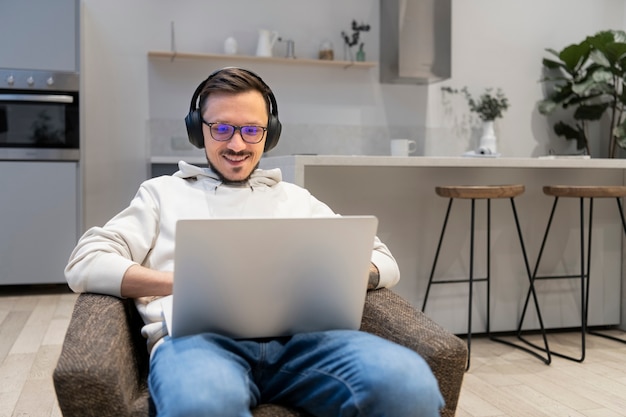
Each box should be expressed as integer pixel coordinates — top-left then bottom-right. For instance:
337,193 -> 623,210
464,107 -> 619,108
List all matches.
147,51 -> 377,69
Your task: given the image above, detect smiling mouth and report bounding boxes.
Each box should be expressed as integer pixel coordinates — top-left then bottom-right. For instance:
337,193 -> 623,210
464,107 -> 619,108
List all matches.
222,152 -> 250,163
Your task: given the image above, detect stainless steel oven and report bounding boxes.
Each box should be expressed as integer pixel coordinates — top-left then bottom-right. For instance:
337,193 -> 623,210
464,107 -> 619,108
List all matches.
0,68 -> 79,161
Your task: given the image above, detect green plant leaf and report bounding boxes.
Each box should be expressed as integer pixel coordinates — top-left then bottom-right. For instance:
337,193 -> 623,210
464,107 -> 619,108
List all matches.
587,31 -> 616,49
554,121 -> 587,150
571,78 -> 597,95
615,129 -> 626,149
590,68 -> 614,83
574,103 -> 610,120
559,43 -> 590,73
547,83 -> 574,104
589,48 -> 611,67
542,58 -> 564,70
537,99 -> 557,115
618,89 -> 626,105
603,43 -> 626,64
614,117 -> 626,149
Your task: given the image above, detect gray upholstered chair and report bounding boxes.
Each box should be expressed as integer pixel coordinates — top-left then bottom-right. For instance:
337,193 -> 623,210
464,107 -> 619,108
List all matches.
54,289 -> 467,417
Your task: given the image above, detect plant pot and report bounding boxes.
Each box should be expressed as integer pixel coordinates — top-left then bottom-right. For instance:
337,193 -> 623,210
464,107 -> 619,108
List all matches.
478,120 -> 497,155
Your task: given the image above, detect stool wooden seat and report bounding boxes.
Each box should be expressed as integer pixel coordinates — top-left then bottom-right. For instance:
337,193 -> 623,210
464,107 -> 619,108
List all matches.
423,184 -> 550,370
519,184 -> 626,363
543,185 -> 626,199
436,184 -> 525,199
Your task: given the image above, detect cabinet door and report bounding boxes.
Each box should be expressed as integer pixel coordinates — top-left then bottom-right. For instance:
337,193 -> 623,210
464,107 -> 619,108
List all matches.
0,161 -> 78,285
0,0 -> 77,72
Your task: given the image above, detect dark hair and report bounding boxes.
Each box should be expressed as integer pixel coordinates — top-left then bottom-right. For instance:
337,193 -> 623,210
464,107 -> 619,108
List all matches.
198,67 -> 272,116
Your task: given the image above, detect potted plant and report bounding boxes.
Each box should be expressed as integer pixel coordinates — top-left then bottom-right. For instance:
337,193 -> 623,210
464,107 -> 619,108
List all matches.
341,20 -> 370,62
442,86 -> 510,154
538,30 -> 626,158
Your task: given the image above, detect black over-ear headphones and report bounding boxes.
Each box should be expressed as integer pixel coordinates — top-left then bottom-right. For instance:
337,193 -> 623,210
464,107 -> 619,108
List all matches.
184,67 -> 282,152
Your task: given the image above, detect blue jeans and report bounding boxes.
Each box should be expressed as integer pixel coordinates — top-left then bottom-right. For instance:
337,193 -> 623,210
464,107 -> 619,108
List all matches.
149,330 -> 444,417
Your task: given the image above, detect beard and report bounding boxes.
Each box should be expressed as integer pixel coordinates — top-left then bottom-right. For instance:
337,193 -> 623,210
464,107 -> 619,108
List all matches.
205,151 -> 259,185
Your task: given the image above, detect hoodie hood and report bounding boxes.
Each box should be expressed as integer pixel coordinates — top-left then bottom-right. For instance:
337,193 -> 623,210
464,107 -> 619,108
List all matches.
173,160 -> 282,189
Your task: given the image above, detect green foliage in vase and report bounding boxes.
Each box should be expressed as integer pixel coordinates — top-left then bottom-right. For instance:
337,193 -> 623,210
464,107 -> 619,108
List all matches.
538,30 -> 626,158
442,86 -> 510,122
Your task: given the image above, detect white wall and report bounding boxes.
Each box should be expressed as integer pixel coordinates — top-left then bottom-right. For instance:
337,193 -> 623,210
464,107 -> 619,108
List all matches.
81,0 -> 626,229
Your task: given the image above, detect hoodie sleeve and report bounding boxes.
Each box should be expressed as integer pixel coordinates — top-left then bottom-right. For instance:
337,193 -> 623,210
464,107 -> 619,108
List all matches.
65,183 -> 159,296
370,237 -> 400,289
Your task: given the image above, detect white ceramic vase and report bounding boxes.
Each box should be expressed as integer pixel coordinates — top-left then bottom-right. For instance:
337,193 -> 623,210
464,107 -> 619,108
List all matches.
478,120 -> 497,155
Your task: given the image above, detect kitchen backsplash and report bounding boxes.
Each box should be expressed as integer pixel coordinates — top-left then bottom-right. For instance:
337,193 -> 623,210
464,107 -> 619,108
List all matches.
147,118 -> 461,158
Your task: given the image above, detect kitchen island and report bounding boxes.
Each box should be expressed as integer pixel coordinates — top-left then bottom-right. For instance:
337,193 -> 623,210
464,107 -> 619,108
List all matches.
257,155 -> 626,334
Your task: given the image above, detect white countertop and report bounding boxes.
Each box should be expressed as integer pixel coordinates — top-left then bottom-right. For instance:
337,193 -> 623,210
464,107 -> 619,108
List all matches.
151,155 -> 626,169
265,155 -> 626,169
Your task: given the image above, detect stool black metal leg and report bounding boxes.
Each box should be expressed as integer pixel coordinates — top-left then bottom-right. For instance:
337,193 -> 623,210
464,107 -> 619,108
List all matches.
616,197 -> 626,234
422,198 -> 454,312
587,197 -> 626,344
575,197 -> 588,362
516,197 -> 561,360
466,198 -> 476,370
486,199 -> 491,335
521,196 -> 593,362
518,197 -> 559,334
422,197 -> 481,370
489,199 -> 551,365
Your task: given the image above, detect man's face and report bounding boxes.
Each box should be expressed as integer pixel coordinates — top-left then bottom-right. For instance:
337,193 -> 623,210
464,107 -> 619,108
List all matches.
202,90 -> 267,183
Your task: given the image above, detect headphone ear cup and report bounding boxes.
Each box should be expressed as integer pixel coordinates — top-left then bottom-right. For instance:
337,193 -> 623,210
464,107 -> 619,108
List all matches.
185,109 -> 205,149
264,114 -> 282,152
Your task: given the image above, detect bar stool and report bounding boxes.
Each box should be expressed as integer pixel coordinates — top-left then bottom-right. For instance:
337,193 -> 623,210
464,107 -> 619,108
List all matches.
518,185 -> 626,363
422,185 -> 550,370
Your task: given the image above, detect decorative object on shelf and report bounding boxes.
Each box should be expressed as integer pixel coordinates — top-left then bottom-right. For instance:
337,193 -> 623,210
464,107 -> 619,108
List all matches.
538,30 -> 626,158
319,40 -> 334,60
442,86 -> 509,155
223,37 -> 238,55
341,20 -> 370,61
256,29 -> 279,57
478,120 -> 497,155
278,37 -> 296,59
356,43 -> 366,62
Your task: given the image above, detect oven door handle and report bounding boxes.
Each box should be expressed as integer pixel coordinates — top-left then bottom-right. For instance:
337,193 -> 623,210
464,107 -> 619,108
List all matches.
0,94 -> 74,103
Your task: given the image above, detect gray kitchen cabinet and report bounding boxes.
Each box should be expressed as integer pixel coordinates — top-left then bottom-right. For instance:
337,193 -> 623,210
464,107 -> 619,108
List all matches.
0,0 -> 78,72
0,161 -> 79,285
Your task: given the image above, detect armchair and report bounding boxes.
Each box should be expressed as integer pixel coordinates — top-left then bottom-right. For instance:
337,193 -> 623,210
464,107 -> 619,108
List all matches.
54,289 -> 467,417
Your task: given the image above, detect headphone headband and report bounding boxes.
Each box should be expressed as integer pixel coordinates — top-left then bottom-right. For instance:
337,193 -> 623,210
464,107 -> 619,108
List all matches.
184,67 -> 282,152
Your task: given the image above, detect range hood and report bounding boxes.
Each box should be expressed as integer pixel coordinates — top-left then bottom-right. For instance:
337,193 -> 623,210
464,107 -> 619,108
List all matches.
380,0 -> 451,84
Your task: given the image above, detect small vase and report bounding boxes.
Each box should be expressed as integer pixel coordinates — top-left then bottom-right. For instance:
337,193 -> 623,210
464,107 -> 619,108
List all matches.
478,120 -> 497,155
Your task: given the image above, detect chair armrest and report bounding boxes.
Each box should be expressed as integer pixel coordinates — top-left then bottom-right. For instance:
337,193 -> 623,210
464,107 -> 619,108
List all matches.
361,288 -> 467,417
53,293 -> 151,417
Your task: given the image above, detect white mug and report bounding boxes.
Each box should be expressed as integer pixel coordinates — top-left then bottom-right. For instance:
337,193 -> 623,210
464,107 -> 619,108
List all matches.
390,139 -> 417,156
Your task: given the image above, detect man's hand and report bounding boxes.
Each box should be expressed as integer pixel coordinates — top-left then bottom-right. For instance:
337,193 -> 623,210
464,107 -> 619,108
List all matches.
367,263 -> 380,290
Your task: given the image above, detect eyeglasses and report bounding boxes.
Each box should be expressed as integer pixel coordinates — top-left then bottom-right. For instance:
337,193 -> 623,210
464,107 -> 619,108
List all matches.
202,120 -> 267,144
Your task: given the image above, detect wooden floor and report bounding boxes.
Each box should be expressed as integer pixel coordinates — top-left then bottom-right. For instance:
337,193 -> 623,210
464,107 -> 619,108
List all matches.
1,285 -> 626,417
457,331 -> 626,417
0,285 -> 77,417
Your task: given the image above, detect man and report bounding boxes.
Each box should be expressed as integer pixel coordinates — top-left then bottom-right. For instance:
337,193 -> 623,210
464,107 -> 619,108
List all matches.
65,67 -> 443,416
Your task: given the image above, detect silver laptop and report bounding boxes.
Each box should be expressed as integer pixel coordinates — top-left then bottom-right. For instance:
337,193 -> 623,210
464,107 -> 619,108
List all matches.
165,216 -> 378,339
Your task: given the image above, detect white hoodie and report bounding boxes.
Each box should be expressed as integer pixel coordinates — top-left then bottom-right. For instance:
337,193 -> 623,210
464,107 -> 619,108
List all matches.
65,161 -> 400,353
